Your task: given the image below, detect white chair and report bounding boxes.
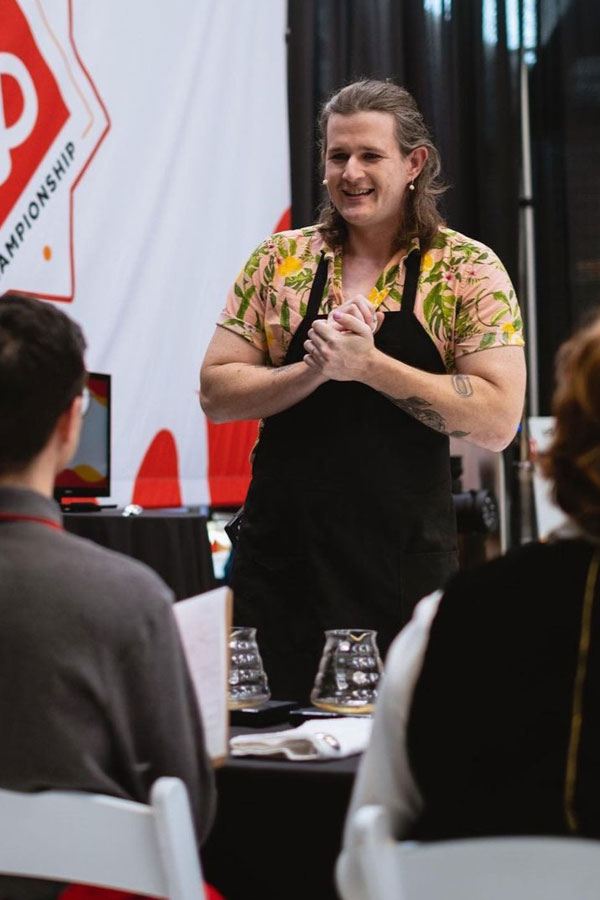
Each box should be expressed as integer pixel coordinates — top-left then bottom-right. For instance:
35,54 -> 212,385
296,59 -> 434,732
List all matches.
338,804 -> 600,900
0,777 -> 206,900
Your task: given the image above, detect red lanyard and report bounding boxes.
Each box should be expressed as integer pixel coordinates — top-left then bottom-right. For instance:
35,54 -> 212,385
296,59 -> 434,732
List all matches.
0,512 -> 63,531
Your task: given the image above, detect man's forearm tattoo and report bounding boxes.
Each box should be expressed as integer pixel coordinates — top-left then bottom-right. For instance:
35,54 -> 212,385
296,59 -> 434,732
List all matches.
452,373 -> 473,397
383,393 -> 470,438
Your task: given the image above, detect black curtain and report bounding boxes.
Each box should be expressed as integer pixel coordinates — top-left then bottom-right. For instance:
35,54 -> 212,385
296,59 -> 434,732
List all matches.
532,0 -> 600,411
287,0 -> 521,290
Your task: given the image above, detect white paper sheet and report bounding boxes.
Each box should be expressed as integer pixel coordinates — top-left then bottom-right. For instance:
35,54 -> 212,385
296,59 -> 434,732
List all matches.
174,586 -> 232,765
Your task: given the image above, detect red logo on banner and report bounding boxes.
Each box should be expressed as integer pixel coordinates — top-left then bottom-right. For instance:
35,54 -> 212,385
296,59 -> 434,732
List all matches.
207,418 -> 259,507
0,0 -> 109,301
0,0 -> 69,229
133,430 -> 183,508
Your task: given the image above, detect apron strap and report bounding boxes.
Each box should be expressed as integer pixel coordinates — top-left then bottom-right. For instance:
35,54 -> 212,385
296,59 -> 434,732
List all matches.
305,252 -> 329,320
284,252 -> 329,365
285,249 -> 420,364
401,250 -> 422,316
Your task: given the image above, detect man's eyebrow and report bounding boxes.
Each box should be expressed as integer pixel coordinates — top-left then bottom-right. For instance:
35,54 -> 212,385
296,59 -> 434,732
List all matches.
326,143 -> 386,153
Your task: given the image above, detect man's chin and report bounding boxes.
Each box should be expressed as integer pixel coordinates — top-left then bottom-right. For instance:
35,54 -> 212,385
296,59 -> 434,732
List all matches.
339,205 -> 374,225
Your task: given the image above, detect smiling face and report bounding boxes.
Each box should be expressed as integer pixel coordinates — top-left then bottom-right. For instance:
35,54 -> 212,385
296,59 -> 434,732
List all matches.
324,110 -> 426,239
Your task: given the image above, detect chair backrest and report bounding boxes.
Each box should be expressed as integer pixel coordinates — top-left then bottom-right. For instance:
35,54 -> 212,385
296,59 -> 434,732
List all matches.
341,804 -> 600,900
0,777 -> 206,900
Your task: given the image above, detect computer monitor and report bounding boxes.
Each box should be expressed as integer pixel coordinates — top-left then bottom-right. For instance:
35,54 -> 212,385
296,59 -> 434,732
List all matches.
54,372 -> 111,500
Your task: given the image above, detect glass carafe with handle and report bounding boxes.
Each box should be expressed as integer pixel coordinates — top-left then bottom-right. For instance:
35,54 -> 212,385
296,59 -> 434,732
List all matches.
310,628 -> 383,714
228,626 -> 271,709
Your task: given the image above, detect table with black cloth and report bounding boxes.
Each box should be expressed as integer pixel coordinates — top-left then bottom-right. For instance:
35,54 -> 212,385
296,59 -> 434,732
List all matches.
62,508 -> 217,600
202,725 -> 358,900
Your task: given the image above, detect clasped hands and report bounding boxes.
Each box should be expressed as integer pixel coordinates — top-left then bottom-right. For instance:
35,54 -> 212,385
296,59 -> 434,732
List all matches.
303,296 -> 383,382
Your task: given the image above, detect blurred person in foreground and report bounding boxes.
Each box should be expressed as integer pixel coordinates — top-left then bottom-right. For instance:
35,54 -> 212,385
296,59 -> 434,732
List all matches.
337,313 -> 600,900
200,79 -> 526,701
0,293 -> 217,900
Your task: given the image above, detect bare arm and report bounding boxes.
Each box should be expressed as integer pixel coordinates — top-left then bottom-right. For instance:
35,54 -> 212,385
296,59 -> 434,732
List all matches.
200,326 -> 328,423
305,311 -> 526,451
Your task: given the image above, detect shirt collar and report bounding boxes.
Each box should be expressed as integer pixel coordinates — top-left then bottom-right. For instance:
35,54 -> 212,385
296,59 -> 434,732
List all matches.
405,234 -> 421,257
0,486 -> 62,527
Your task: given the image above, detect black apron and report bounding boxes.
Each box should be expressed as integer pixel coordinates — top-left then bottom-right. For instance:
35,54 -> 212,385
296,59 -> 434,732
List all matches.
232,250 -> 458,701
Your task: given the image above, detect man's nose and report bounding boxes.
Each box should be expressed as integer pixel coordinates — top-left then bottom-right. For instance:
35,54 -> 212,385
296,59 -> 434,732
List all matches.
342,155 -> 364,181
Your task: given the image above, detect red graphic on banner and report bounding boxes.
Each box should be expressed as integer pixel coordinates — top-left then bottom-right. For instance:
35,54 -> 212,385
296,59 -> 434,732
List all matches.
273,206 -> 291,233
0,0 -> 69,229
0,0 -> 110,302
207,418 -> 259,507
132,429 -> 182,508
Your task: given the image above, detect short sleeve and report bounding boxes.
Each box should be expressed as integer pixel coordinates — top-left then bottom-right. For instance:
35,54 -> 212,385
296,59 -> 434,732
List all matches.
218,238 -> 276,353
454,248 -> 524,360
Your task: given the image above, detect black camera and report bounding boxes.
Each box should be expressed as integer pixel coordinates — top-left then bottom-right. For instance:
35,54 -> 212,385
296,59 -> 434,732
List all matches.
451,456 -> 499,534
453,489 -> 499,534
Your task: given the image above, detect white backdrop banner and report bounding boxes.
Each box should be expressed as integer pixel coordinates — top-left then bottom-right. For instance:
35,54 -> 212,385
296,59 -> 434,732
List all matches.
1,0 -> 290,507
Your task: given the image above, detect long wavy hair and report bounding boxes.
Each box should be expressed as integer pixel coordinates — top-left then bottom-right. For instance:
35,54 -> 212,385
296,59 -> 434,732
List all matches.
541,314 -> 600,538
318,79 -> 447,251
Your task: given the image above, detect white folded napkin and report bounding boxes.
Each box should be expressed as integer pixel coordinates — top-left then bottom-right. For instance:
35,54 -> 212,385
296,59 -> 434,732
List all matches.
229,717 -> 373,761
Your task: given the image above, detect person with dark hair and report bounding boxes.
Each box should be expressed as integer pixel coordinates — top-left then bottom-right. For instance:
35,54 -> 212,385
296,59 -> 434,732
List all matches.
200,79 -> 526,701
0,295 -> 87,475
336,313 -> 600,900
0,293 -> 216,900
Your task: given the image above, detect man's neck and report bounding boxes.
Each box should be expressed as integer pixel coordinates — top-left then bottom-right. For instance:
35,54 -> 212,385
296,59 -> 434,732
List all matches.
0,460 -> 54,499
344,224 -> 398,266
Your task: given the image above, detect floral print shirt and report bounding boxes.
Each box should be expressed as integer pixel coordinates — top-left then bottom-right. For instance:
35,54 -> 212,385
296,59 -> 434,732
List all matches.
218,225 -> 524,371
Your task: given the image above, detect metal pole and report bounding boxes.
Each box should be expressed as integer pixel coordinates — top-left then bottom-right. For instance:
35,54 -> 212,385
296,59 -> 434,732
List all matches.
520,54 -> 539,415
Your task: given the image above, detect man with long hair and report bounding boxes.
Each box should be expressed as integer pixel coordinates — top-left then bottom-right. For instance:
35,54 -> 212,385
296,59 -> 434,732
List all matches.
200,79 -> 526,701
